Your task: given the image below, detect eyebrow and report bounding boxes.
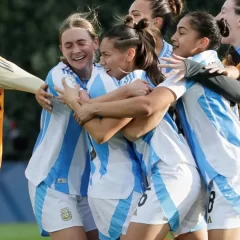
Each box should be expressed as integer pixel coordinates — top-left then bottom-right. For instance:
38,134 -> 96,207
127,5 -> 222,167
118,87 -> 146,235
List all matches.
130,10 -> 142,14
64,39 -> 87,45
177,26 -> 188,31
100,50 -> 108,54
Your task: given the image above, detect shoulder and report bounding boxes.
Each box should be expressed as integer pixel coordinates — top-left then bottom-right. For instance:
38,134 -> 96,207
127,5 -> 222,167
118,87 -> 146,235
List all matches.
159,40 -> 173,58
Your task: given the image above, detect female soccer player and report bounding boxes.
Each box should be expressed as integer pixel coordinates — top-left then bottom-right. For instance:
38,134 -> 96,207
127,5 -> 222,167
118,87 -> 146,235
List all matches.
25,13 -> 99,240
59,16 -> 207,240
77,11 -> 240,240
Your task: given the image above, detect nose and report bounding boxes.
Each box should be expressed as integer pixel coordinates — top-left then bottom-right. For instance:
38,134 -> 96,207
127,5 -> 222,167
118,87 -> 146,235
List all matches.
215,12 -> 221,20
171,32 -> 177,42
99,56 -> 105,66
72,44 -> 81,54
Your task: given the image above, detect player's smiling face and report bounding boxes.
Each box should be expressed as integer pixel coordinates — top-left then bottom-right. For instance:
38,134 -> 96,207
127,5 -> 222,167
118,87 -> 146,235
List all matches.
171,16 -> 204,58
60,27 -> 98,75
215,0 -> 240,47
99,37 -> 134,80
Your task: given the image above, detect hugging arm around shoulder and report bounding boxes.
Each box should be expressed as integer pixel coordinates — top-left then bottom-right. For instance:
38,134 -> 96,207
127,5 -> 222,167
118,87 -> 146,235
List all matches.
184,59 -> 240,104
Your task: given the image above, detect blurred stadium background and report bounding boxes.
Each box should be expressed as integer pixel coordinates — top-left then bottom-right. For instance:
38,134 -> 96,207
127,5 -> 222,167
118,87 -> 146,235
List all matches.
0,0 -> 225,239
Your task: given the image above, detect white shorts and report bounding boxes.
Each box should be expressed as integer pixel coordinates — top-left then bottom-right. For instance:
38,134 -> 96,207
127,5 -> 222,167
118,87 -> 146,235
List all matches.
28,181 -> 96,236
131,162 -> 207,235
207,174 -> 240,230
88,191 -> 142,240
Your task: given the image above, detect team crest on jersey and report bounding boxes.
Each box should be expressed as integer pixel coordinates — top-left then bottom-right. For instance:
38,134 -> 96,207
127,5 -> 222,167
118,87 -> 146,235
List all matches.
64,75 -> 77,88
57,178 -> 67,183
60,207 -> 72,221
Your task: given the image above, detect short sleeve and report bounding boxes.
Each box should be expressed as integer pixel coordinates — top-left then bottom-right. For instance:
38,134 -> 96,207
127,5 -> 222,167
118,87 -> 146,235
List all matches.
158,75 -> 188,100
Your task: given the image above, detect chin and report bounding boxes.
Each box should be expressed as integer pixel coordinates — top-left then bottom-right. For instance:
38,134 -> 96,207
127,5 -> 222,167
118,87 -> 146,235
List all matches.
221,36 -> 232,45
172,49 -> 184,57
72,61 -> 89,71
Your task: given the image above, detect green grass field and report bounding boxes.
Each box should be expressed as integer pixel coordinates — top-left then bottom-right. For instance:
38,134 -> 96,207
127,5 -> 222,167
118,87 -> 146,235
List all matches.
0,223 -> 42,240
0,223 -> 172,240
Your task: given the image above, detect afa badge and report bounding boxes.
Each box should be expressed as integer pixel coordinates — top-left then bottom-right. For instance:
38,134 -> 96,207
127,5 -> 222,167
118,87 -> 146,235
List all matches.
64,76 -> 77,88
60,207 -> 72,221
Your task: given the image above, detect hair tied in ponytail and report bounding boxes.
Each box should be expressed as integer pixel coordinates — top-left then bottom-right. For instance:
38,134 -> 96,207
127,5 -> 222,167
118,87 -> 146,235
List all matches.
134,18 -> 150,32
217,18 -> 230,37
124,15 -> 136,28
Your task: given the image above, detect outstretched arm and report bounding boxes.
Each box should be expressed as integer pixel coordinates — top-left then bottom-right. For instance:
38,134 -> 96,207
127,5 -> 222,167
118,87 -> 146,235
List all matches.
184,59 -> 240,104
85,80 -> 151,103
159,55 -> 240,104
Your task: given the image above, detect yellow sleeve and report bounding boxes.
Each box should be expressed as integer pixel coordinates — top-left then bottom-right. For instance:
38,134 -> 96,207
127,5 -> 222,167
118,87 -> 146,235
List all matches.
0,89 -> 4,167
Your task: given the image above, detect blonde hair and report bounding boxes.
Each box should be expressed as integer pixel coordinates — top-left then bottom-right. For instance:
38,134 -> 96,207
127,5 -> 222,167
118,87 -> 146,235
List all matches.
59,11 -> 100,64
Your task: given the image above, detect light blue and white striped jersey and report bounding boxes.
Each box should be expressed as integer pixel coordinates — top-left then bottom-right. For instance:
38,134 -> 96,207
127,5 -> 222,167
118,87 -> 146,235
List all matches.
158,40 -> 173,74
86,66 -> 143,199
160,50 -> 240,184
25,62 -> 92,196
119,70 -> 197,177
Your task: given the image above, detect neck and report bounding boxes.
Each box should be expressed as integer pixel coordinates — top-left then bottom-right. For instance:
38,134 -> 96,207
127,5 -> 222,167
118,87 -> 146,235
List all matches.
155,36 -> 164,57
73,64 -> 93,80
117,64 -> 137,80
232,38 -> 240,51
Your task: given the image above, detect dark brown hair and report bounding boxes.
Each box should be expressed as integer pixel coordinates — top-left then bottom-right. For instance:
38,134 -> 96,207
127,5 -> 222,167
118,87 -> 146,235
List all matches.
186,11 -> 229,50
146,0 -> 184,35
103,15 -> 165,86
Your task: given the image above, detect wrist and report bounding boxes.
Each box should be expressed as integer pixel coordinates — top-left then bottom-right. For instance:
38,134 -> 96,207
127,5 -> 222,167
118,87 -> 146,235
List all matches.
124,85 -> 133,98
68,99 -> 79,111
91,103 -> 99,117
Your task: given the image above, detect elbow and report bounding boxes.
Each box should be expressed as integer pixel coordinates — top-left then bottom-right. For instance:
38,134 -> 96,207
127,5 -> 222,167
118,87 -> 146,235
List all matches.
92,133 -> 110,144
122,129 -> 140,142
93,136 -> 106,144
123,132 -> 138,142
138,97 -> 154,117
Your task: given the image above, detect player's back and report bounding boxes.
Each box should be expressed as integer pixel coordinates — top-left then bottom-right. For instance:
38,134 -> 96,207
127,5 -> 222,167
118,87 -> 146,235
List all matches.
25,62 -> 90,196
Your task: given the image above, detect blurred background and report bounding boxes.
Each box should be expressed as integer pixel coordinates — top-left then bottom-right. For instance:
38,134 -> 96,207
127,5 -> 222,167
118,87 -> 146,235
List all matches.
0,0 -> 226,239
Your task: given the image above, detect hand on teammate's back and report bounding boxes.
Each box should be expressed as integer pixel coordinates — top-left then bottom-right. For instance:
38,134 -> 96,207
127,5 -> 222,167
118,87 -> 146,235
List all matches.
35,84 -> 53,112
204,65 -> 240,79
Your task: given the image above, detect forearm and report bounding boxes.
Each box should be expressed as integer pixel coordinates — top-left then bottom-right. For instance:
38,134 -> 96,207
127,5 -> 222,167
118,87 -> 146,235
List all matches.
83,117 -> 132,144
68,99 -> 81,112
122,106 -> 169,141
87,86 -> 130,104
91,87 -> 174,119
184,59 -> 240,103
91,96 -> 152,118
